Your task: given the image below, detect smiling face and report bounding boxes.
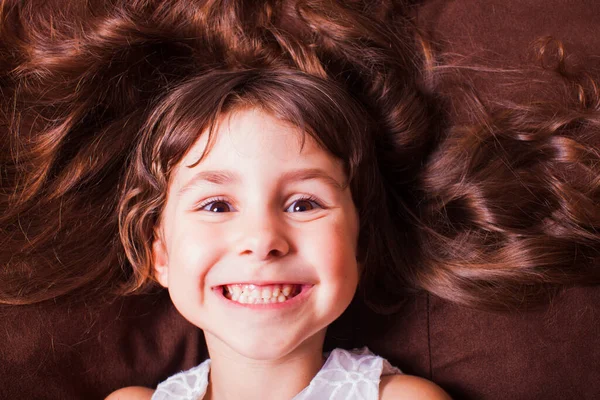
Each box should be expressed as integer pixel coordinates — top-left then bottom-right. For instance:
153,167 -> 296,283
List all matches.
152,108 -> 360,360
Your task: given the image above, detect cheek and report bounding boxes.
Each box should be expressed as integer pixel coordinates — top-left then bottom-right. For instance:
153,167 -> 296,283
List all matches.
167,221 -> 224,279
304,217 -> 359,283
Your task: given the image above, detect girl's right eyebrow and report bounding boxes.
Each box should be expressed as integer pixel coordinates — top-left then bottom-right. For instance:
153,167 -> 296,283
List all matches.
177,170 -> 240,196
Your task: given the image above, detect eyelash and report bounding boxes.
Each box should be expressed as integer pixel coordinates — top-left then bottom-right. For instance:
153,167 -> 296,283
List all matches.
195,195 -> 324,212
195,196 -> 231,212
288,195 -> 323,212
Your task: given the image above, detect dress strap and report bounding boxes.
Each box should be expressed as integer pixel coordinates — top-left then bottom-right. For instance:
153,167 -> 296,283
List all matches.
293,347 -> 403,399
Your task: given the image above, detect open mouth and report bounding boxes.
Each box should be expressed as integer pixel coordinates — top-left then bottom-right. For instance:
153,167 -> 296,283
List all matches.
221,283 -> 303,304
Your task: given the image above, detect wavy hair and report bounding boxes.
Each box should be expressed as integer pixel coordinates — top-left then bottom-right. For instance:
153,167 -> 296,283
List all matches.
1,0 -> 599,309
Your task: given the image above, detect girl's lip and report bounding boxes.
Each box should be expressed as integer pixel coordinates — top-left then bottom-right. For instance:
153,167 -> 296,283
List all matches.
212,284 -> 314,310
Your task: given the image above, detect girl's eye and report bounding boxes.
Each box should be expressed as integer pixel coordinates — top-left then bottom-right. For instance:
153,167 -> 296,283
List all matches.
286,198 -> 321,213
197,197 -> 321,213
199,200 -> 233,213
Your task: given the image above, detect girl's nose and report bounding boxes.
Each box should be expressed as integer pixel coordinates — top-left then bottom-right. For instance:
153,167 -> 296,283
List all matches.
235,213 -> 290,261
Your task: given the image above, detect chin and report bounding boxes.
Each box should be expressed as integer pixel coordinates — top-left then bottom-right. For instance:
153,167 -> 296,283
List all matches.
225,328 -> 325,361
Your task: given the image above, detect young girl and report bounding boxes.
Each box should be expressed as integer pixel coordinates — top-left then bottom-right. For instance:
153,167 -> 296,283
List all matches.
108,70 -> 450,399
69,1 -> 447,397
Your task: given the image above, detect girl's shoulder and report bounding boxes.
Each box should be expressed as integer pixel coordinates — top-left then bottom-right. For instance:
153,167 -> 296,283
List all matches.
105,386 -> 155,400
379,375 -> 451,400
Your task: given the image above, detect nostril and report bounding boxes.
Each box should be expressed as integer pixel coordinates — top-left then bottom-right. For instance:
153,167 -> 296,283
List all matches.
268,249 -> 283,257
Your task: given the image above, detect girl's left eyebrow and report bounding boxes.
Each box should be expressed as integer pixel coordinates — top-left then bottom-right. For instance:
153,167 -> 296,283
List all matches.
177,168 -> 345,196
281,168 -> 345,191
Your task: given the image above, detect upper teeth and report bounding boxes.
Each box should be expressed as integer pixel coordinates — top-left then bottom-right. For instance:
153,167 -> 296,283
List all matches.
223,284 -> 298,304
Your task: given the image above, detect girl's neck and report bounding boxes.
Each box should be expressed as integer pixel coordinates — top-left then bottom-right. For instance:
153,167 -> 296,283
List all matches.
204,331 -> 326,400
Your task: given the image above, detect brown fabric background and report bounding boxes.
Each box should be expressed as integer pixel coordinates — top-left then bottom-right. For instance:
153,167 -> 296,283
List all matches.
355,289 -> 600,400
1,1 -> 599,399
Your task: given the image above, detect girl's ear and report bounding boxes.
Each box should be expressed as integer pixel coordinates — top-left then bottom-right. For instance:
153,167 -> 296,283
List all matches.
152,232 -> 169,288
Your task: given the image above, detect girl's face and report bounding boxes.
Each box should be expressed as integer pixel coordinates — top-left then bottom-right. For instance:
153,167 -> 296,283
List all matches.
152,108 -> 360,360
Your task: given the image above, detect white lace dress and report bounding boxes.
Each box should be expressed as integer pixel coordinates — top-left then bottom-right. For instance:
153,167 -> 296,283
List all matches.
151,347 -> 402,400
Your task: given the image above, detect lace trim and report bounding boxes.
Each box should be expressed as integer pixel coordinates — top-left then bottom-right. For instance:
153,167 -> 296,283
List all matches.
152,347 -> 402,400
293,347 -> 402,399
151,360 -> 211,400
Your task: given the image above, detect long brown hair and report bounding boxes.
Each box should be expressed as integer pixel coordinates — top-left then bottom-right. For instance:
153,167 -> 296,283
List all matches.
1,0 -> 599,310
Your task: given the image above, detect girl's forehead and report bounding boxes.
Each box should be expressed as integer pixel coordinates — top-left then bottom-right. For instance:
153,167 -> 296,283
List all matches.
185,109 -> 306,162
172,108 -> 346,186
